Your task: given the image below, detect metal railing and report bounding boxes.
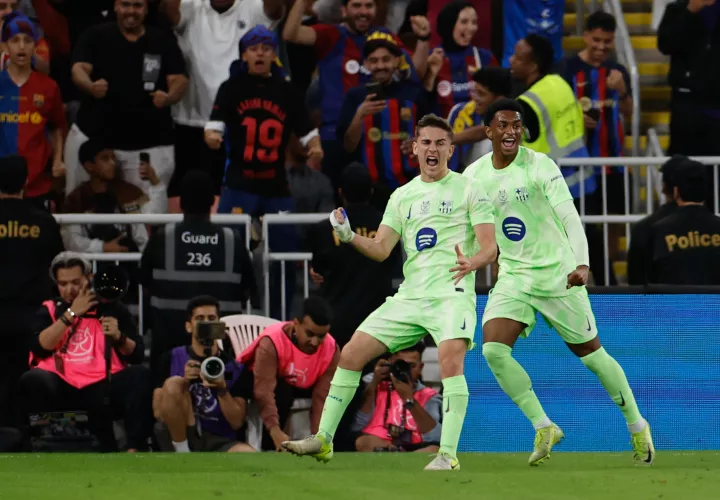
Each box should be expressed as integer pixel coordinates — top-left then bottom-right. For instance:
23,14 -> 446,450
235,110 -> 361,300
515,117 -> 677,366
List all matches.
575,0 -> 641,157
51,157 -> 720,319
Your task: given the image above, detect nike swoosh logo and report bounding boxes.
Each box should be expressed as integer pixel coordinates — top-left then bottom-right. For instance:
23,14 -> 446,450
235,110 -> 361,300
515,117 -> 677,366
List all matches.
460,319 -> 466,330
586,316 -> 592,332
619,391 -> 626,407
406,206 -> 412,220
445,399 -> 451,413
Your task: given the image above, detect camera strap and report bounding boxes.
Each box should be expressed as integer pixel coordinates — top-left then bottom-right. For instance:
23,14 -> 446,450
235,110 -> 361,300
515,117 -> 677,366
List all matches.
382,383 -> 407,439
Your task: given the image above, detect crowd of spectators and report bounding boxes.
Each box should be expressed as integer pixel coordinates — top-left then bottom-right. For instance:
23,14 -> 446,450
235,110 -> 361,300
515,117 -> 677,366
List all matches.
2,0 -> 720,453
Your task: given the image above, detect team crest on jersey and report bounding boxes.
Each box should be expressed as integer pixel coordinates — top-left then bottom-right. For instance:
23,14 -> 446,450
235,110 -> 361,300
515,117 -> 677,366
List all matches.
400,107 -> 413,121
439,200 -> 453,214
33,94 -> 44,108
421,200 -> 430,214
368,127 -> 382,143
515,187 -> 529,202
498,189 -> 508,204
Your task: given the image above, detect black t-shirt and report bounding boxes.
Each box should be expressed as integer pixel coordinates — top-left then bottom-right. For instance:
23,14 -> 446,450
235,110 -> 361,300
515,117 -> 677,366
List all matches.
209,72 -> 314,197
0,199 -> 64,307
73,22 -> 187,149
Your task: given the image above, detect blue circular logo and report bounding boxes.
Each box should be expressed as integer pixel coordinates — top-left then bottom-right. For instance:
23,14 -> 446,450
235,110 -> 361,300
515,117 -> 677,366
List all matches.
502,217 -> 526,242
415,227 -> 438,251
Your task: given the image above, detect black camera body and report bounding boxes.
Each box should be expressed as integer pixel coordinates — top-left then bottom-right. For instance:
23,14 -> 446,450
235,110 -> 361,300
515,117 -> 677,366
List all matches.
389,359 -> 412,384
195,321 -> 228,382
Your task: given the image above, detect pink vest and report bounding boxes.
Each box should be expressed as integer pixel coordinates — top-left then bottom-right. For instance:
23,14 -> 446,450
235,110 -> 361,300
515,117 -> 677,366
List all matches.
239,322 -> 337,389
30,300 -> 127,389
363,382 -> 437,444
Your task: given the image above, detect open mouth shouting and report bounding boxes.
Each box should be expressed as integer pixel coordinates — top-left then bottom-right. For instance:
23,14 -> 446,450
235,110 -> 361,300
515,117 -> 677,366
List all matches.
426,155 -> 439,167
501,136 -> 518,153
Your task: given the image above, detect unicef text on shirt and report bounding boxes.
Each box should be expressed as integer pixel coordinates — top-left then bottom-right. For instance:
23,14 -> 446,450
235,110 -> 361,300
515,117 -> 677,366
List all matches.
181,231 -> 219,245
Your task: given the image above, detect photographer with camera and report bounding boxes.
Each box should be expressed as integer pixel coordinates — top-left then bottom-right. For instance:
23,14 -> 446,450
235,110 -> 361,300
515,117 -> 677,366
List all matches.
238,296 -> 339,451
16,252 -> 153,452
352,342 -> 441,453
153,296 -> 254,453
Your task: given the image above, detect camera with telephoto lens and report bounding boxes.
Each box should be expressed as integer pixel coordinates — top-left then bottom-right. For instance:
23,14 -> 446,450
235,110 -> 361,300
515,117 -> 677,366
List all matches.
196,321 -> 227,382
389,359 -> 412,385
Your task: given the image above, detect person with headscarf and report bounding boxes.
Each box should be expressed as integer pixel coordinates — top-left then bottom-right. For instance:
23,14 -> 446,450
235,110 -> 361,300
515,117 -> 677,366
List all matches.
204,25 -> 322,321
432,1 -> 497,118
0,12 -> 66,212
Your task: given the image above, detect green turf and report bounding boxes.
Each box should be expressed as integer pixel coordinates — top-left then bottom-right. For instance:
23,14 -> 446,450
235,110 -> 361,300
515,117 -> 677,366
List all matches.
1,452 -> 718,499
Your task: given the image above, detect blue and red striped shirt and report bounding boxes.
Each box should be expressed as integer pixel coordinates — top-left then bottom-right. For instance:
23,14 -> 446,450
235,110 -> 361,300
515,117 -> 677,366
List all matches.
434,45 -> 497,118
563,55 -> 631,159
336,82 -> 431,189
312,24 -> 416,142
0,69 -> 66,197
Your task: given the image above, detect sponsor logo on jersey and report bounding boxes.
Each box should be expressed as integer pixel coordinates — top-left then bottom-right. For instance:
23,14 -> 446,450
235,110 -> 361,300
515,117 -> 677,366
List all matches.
420,200 -> 430,214
498,189 -> 508,204
502,217 -> 526,242
515,187 -> 529,202
439,200 -> 453,214
0,112 -> 43,124
415,227 -> 437,251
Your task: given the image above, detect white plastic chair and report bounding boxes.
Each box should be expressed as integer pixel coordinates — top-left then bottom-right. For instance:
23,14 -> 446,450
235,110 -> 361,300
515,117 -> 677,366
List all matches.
220,314 -> 280,451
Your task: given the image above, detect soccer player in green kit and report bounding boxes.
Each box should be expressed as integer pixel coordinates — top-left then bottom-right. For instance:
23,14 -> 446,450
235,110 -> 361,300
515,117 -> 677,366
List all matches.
463,98 -> 655,466
283,114 -> 497,471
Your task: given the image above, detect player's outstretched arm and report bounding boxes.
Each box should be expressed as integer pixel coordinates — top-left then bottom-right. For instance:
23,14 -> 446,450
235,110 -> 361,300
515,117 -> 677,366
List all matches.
330,208 -> 400,262
450,223 -> 497,284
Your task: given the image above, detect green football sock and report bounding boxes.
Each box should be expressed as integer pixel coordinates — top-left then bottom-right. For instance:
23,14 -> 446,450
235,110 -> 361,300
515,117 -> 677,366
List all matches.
317,367 -> 361,441
482,342 -> 548,426
580,347 -> 642,426
439,375 -> 469,459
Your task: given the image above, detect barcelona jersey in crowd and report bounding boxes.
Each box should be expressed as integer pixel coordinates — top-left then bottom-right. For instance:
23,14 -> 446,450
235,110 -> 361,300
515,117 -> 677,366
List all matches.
434,46 -> 497,118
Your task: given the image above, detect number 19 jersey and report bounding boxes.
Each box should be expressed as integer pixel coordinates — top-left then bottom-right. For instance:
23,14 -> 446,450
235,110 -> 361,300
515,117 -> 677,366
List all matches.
380,171 -> 494,300
463,147 -> 577,297
209,72 -> 313,197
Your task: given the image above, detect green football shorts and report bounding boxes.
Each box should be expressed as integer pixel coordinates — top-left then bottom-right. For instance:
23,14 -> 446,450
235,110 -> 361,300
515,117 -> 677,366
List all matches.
481,282 -> 598,344
357,294 -> 477,352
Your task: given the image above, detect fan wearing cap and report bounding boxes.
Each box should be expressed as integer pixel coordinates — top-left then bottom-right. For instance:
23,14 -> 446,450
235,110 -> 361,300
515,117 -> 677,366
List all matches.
627,155 -> 687,285
0,0 -> 50,74
205,26 -> 321,319
283,0 -> 429,185
0,12 -> 67,210
17,251 -> 152,451
336,32 -> 433,207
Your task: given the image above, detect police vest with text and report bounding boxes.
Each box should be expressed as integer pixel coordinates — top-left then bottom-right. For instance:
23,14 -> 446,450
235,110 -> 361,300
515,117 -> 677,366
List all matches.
518,74 -> 594,198
150,223 -> 245,315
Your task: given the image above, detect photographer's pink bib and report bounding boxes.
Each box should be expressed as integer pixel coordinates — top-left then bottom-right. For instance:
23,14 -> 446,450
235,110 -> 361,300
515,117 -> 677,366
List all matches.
239,322 -> 336,389
363,382 -> 437,444
29,300 -> 126,389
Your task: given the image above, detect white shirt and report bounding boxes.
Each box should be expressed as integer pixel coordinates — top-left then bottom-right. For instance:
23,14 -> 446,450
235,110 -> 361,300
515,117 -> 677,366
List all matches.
172,0 -> 277,127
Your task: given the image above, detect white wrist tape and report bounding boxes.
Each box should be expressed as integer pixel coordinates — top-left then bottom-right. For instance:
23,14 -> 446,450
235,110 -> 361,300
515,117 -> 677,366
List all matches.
329,208 -> 354,243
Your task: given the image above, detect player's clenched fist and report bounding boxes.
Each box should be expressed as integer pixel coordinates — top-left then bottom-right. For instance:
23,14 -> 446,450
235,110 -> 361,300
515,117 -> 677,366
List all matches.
330,208 -> 354,243
566,265 -> 589,288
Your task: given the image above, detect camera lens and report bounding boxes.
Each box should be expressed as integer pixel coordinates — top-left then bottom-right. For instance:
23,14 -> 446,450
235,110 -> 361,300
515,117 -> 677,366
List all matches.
200,357 -> 225,381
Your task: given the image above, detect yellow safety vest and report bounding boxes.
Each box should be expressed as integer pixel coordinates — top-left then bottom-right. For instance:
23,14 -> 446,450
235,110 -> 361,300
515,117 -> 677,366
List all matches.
517,74 -> 586,161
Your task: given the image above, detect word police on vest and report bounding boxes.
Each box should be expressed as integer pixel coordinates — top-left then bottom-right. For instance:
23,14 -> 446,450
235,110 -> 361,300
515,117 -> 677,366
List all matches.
181,231 -> 219,245
0,220 -> 41,239
196,321 -> 228,382
665,231 -> 720,252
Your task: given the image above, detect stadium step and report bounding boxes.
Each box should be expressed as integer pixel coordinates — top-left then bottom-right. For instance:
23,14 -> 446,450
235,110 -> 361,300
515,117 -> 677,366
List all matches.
565,0 -> 653,14
625,134 -> 669,152
564,12 -> 654,35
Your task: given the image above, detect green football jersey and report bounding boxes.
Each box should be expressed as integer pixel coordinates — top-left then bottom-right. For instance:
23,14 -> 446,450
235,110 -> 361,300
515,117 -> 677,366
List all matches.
463,147 -> 577,297
381,170 -> 494,300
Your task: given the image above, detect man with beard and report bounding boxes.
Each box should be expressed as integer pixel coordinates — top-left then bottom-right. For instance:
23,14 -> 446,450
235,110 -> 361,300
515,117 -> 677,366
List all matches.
65,0 -> 188,196
283,0 -> 430,187
336,33 -> 433,208
463,98 -> 655,467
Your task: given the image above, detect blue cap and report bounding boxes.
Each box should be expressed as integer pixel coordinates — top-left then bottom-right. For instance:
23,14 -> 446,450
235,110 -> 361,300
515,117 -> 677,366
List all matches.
1,13 -> 38,43
239,25 -> 278,53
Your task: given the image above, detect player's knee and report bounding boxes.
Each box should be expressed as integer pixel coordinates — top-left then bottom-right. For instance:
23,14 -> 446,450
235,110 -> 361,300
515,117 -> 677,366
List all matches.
438,339 -> 466,378
482,342 -> 513,369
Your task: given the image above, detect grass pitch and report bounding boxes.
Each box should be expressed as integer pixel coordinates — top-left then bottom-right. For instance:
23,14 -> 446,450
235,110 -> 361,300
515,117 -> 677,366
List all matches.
1,451 -> 718,499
